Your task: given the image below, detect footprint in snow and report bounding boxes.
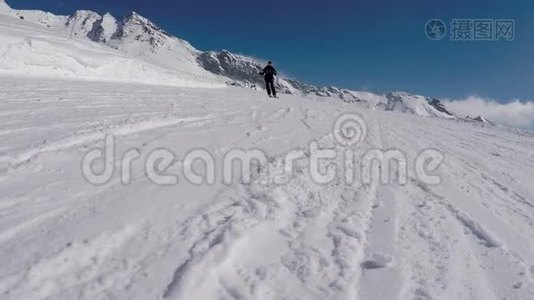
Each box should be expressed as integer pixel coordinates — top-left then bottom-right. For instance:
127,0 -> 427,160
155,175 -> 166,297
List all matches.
361,253 -> 394,269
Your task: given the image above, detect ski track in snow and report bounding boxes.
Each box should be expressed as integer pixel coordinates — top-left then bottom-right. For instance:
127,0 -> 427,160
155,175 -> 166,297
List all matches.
1,77 -> 534,299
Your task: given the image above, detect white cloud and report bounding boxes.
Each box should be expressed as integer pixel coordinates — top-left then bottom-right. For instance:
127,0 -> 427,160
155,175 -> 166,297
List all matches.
443,96 -> 534,129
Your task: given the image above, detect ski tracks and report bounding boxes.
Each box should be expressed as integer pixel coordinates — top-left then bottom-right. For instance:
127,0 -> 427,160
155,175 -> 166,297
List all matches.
378,113 -> 534,299
356,115 -> 406,299
160,112 -> 384,299
1,225 -> 140,299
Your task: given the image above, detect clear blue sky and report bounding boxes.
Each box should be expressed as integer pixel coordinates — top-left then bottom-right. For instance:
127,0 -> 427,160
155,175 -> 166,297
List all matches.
7,0 -> 534,101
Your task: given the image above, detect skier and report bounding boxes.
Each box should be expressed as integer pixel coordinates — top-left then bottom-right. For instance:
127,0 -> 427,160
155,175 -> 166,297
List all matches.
259,61 -> 277,98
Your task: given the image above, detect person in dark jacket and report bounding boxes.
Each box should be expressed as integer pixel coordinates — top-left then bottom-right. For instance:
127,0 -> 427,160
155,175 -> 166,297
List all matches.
259,61 -> 277,98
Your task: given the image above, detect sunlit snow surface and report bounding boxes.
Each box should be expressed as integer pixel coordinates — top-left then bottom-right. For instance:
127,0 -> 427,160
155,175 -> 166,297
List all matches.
0,10 -> 224,88
1,1 -> 534,299
1,76 -> 534,299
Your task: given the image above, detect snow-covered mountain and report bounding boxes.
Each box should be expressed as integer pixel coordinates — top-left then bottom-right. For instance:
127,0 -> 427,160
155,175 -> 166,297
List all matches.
0,3 -> 224,87
466,115 -> 493,124
0,0 -> 65,27
0,0 -> 456,120
193,49 -> 456,118
2,1 -> 534,299
104,11 -> 206,75
382,92 -> 455,118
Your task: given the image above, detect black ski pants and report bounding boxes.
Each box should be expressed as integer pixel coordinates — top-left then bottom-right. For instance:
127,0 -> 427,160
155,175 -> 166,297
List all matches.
265,77 -> 276,97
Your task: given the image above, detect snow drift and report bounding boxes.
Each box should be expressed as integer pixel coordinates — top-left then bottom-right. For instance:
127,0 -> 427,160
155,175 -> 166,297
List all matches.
0,9 -> 224,87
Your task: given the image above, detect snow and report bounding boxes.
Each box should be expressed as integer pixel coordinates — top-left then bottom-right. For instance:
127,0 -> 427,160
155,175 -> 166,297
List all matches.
0,1 -> 464,121
88,13 -> 117,43
1,2 -> 534,299
65,10 -> 102,37
384,91 -> 456,119
1,75 -> 534,299
0,0 -> 66,28
0,1 -> 225,87
94,10 -> 215,84
0,14 -> 224,87
0,0 -> 9,13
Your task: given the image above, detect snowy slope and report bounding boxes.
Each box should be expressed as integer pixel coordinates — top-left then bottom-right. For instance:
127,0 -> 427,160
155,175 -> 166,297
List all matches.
0,13 -> 224,87
105,11 -> 211,79
382,91 -> 456,118
196,50 -> 301,94
197,50 -> 267,85
0,0 -> 459,120
1,4 -> 533,298
0,1 -> 225,85
0,0 -> 66,27
65,10 -> 102,37
87,12 -> 117,42
1,76 -> 533,300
